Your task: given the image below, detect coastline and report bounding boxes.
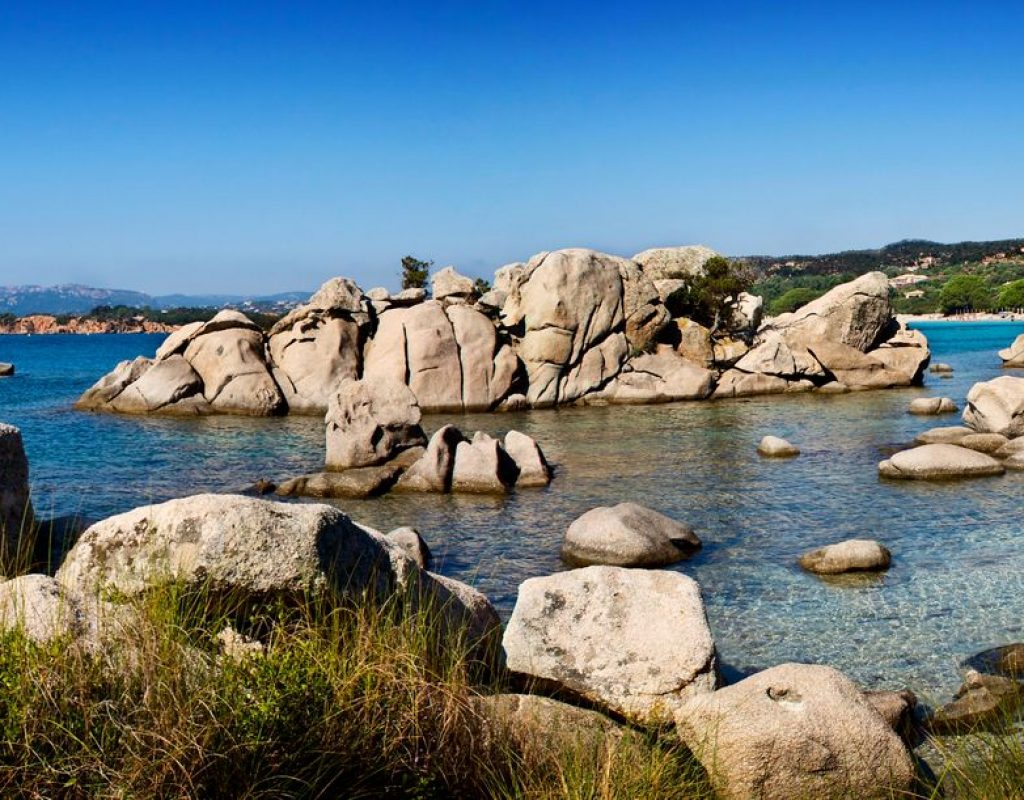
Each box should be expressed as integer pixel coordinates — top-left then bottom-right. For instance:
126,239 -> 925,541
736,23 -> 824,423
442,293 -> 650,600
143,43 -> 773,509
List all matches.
899,312 -> 1024,324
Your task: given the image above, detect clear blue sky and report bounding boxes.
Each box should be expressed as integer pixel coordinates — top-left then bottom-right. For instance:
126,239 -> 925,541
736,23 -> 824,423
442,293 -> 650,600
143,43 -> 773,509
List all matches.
1,1 -> 1022,295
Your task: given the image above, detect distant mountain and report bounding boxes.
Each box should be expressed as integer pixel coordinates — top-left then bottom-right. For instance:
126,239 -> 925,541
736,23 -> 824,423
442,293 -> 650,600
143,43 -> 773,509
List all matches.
0,284 -> 311,316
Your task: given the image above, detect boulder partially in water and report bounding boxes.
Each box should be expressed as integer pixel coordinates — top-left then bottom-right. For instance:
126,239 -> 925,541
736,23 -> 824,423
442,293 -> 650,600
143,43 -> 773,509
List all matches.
757,435 -> 800,458
914,425 -> 973,445
676,663 -> 917,800
502,430 -> 552,487
0,363 -> 13,376
798,539 -> 891,575
908,397 -> 957,415
325,378 -> 426,470
928,669 -> 1023,734
998,333 -> 1024,367
502,566 -> 717,726
963,375 -> 1024,437
561,502 -> 701,568
878,444 -> 1005,480
450,433 -> 519,493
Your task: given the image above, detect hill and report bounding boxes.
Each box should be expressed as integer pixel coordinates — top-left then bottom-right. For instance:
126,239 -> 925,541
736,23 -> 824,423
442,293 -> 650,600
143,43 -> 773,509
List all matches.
0,284 -> 310,316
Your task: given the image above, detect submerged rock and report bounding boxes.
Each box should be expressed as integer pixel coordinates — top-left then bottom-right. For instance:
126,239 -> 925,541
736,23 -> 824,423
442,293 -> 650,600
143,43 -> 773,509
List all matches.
798,539 -> 891,575
914,425 -> 973,445
757,435 -> 800,458
502,566 -> 717,726
930,362 -> 954,375
878,444 -> 1005,480
561,502 -> 701,568
676,663 -> 916,800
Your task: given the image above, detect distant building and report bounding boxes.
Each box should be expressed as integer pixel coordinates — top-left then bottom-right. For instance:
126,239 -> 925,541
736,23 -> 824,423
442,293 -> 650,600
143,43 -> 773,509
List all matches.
904,289 -> 925,299
889,274 -> 929,288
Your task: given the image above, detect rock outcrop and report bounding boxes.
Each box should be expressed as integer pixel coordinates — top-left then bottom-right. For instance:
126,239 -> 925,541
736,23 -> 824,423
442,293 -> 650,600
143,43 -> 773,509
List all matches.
502,566 -> 717,725
676,663 -> 916,800
561,503 -> 700,567
77,251 -> 930,420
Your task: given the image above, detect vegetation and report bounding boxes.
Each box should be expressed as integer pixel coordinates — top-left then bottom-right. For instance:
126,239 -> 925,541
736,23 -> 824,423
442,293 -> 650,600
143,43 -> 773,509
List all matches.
768,287 -> 823,315
998,279 -> 1024,311
938,275 -> 992,315
474,278 -> 491,295
666,256 -> 752,334
0,580 -> 710,799
401,256 -> 432,290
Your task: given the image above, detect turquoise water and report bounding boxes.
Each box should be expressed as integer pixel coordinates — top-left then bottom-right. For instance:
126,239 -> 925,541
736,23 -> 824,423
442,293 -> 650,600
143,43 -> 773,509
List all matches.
2,321 -> 1024,701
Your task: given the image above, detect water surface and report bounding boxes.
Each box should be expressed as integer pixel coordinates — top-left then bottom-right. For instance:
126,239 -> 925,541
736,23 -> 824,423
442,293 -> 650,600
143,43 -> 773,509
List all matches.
2,321 -> 1024,700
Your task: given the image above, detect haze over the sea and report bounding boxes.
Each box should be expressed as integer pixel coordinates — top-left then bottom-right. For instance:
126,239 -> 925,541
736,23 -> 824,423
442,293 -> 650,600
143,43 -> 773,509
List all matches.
2,1 -> 1022,294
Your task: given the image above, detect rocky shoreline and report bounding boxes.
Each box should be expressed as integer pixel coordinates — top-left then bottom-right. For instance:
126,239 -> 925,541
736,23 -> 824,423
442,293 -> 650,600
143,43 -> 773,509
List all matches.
75,246 -> 931,418
0,314 -> 176,335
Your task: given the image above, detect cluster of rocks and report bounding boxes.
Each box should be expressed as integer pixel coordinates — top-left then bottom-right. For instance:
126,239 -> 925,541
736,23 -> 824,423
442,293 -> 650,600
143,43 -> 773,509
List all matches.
927,643 -> 1024,734
76,248 -> 931,418
271,377 -> 552,498
881,374 -> 1024,479
501,565 -> 921,799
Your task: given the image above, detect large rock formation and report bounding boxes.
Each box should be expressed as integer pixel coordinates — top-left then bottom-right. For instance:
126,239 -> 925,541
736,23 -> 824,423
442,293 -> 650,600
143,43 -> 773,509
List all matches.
0,424 -> 34,561
502,566 -> 717,725
77,310 -> 284,416
268,277 -> 369,414
502,249 -> 630,407
364,301 -> 518,412
676,663 -> 916,800
76,254 -> 931,419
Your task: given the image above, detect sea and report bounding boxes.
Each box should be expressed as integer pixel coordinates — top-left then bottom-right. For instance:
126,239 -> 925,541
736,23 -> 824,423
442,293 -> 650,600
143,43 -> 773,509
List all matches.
1,320 -> 1023,702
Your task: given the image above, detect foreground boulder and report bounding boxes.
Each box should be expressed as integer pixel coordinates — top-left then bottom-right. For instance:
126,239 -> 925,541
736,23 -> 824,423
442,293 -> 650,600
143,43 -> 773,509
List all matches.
879,444 -> 1005,480
676,663 -> 916,800
798,539 -> 891,575
0,424 -> 34,562
474,693 -> 624,754
56,494 -> 400,602
561,502 -> 700,567
325,378 -> 427,470
962,375 -> 1024,436
502,566 -> 717,725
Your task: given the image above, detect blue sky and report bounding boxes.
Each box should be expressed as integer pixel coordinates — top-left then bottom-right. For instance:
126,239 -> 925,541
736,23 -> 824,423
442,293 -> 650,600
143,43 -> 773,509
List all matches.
1,1 -> 1022,294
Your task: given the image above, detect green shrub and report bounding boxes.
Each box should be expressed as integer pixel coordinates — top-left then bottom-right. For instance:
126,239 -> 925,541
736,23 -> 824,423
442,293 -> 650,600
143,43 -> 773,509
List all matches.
768,287 -> 823,315
665,257 -> 751,333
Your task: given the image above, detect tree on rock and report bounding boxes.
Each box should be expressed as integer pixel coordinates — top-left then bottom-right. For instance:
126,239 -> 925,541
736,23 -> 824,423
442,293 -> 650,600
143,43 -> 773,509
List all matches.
401,256 -> 432,290
939,274 -> 992,315
666,256 -> 752,334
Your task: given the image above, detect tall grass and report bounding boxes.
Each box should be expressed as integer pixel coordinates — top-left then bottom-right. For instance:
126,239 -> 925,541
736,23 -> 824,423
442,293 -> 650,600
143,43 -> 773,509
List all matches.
0,579 -> 712,799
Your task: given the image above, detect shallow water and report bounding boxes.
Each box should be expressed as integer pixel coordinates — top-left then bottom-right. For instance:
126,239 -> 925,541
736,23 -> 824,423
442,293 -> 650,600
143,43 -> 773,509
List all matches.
2,321 -> 1024,700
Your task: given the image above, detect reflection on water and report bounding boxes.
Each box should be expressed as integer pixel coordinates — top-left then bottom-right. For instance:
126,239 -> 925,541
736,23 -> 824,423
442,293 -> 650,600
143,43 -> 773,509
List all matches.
2,322 -> 1024,699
